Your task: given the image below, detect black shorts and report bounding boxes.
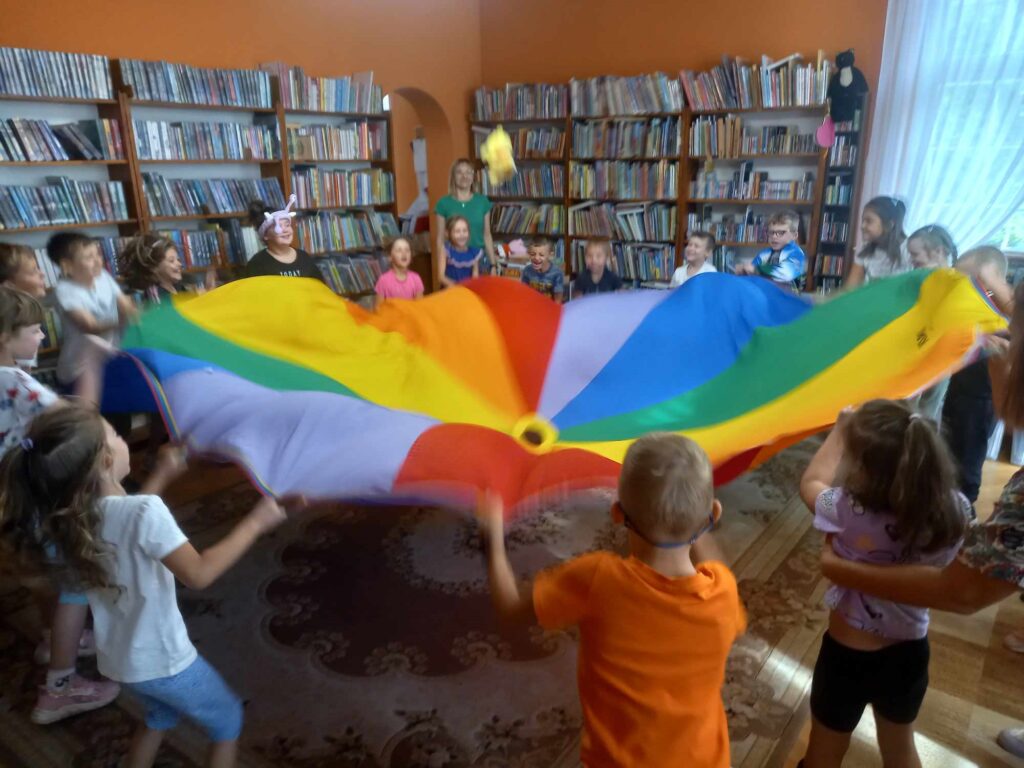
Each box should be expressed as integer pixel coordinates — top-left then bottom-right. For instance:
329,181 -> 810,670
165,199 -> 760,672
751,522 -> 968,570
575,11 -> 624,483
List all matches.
810,631 -> 930,733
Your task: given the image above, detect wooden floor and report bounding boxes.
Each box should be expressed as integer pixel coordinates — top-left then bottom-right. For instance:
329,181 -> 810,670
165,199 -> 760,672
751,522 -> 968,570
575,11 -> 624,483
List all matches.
783,459 -> 1024,768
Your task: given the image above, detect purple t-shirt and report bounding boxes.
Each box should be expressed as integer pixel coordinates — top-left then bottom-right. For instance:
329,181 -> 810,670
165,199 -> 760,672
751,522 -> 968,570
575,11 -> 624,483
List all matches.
814,487 -> 972,640
375,269 -> 424,300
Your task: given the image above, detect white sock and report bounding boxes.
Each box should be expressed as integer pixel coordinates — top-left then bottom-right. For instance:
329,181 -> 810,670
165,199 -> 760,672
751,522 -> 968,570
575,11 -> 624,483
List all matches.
46,668 -> 74,692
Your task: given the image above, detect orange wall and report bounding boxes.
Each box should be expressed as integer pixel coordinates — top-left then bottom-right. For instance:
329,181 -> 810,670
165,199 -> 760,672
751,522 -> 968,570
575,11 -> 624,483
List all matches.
1,0 -> 482,215
480,0 -> 888,94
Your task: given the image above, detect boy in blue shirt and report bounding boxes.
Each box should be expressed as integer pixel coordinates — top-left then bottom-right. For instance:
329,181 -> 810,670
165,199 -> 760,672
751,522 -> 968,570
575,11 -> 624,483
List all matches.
573,238 -> 623,297
736,211 -> 805,288
521,236 -> 565,302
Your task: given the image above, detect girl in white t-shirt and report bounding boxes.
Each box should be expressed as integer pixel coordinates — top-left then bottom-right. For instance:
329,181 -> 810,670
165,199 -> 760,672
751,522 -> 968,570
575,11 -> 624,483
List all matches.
846,197 -> 911,287
0,405 -> 289,768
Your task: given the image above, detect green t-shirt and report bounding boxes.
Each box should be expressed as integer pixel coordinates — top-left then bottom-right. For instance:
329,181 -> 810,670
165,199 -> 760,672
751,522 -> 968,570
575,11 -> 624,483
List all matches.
435,194 -> 492,249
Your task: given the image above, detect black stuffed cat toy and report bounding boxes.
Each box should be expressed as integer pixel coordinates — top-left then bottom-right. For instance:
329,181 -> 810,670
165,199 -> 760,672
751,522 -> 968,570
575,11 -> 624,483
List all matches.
828,49 -> 868,122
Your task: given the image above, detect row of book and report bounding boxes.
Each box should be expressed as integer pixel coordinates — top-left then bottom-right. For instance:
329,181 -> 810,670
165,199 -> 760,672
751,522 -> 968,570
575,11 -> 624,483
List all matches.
569,160 -> 678,201
261,64 -> 383,114
690,167 -> 814,201
141,173 -> 285,218
569,240 -> 677,282
133,119 -> 279,162
572,117 -> 679,159
289,168 -> 395,209
820,212 -> 850,243
222,219 -> 262,265
295,210 -> 392,253
570,73 -> 684,117
120,59 -> 271,108
287,121 -> 388,161
32,245 -> 67,288
829,137 -> 858,167
680,53 -> 831,111
474,126 -> 565,159
478,165 -> 564,198
491,203 -> 565,235
0,118 -> 123,162
154,229 -> 223,268
568,201 -> 676,241
823,178 -> 853,206
0,47 -> 113,101
815,255 -> 846,277
688,116 -> 816,158
834,110 -> 864,133
686,210 -> 805,245
473,84 -> 569,121
0,178 -> 129,229
95,236 -> 132,278
317,252 -> 390,296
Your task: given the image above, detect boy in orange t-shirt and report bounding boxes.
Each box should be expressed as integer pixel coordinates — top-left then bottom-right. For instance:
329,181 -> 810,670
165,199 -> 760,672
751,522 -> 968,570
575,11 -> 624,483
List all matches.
476,433 -> 746,768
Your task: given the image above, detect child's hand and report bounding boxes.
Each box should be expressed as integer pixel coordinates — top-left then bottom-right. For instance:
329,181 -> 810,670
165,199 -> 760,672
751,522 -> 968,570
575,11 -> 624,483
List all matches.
475,490 -> 506,541
154,444 -> 188,479
984,334 -> 1011,356
248,496 -> 287,535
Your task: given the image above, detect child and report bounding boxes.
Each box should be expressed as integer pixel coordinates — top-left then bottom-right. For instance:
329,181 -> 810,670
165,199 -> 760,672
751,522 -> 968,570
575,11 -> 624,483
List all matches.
670,231 -> 718,287
0,242 -> 48,299
573,238 -> 623,296
907,224 -> 957,269
942,246 -> 1015,504
244,196 -> 324,281
118,234 -> 214,305
441,215 -> 481,287
799,401 -> 971,768
0,405 -> 289,767
735,211 -> 805,288
520,236 -> 564,302
48,232 -> 137,395
374,236 -> 425,305
0,287 -> 120,723
846,196 -> 910,287
476,433 -> 745,768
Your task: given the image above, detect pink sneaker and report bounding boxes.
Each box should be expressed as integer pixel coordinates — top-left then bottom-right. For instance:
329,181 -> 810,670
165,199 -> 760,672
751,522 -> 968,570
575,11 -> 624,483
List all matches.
33,629 -> 97,666
30,675 -> 120,724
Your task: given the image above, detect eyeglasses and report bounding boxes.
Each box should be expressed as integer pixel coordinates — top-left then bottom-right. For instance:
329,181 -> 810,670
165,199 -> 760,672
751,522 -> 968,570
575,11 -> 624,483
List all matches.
768,229 -> 791,237
617,502 -> 716,549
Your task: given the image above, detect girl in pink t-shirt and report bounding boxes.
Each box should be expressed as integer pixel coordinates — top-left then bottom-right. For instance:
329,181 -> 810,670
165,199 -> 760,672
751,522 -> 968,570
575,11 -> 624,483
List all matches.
374,236 -> 424,306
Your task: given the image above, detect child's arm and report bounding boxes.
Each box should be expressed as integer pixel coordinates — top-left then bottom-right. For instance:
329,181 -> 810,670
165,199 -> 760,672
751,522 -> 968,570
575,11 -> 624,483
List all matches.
116,294 -> 139,325
63,308 -> 119,335
483,213 -> 495,276
844,262 -> 866,288
476,491 -> 536,622
553,271 -> 565,303
800,412 -> 848,513
140,444 -> 189,496
161,496 -> 287,590
472,259 -> 480,279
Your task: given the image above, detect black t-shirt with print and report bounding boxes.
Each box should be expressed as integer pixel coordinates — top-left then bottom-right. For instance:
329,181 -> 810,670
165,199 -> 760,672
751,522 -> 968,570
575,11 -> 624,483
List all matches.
574,269 -> 623,296
245,249 -> 325,281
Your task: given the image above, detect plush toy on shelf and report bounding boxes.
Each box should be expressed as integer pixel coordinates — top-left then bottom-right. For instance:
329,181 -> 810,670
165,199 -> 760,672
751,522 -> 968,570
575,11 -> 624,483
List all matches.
479,125 -> 516,186
827,49 -> 868,123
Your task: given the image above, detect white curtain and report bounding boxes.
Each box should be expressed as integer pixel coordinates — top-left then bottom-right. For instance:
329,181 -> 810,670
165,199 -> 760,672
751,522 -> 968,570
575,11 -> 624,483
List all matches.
862,0 -> 1024,249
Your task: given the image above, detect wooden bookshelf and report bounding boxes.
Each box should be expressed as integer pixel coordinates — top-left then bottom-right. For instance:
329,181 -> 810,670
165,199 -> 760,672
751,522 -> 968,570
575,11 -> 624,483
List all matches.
0,160 -> 129,167
0,219 -> 138,234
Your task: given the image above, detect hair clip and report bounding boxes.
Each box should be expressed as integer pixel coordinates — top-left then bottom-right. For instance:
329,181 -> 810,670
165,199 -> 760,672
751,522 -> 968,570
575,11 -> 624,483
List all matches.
20,437 -> 33,450
908,412 -> 923,422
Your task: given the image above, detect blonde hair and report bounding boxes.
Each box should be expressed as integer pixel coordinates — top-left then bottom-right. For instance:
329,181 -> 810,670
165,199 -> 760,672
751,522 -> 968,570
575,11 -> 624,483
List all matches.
448,157 -> 476,195
958,245 -> 1007,278
768,210 -> 800,234
0,243 -> 36,284
584,238 -> 612,260
0,286 -> 44,337
618,433 -> 714,540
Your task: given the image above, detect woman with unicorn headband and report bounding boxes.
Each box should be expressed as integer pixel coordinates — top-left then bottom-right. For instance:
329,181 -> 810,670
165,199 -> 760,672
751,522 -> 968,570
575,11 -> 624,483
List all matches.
244,194 -> 325,281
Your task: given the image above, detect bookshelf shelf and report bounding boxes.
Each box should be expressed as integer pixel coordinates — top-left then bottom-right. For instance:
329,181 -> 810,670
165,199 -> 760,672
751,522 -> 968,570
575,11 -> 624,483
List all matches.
137,158 -> 279,165
716,240 -> 807,248
823,202 -> 852,209
0,159 -> 128,167
286,109 -> 389,120
690,105 -> 826,116
572,112 -> 679,119
296,204 -> 395,213
290,157 -> 391,165
1,219 -> 137,234
129,99 -> 276,114
568,234 -> 674,244
470,117 -> 566,125
0,94 -> 118,106
828,166 -> 857,172
149,212 -> 248,222
310,248 -> 379,257
571,155 -> 680,161
491,195 -> 564,202
571,197 -> 677,203
687,153 -> 822,160
688,198 -> 815,206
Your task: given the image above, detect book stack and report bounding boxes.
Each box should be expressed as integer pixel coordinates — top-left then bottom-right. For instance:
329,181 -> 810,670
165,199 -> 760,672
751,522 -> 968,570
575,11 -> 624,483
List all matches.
829,136 -> 857,167
680,53 -> 830,111
472,83 -> 569,120
570,160 -> 677,200
318,252 -> 390,295
39,307 -> 63,351
572,117 -> 679,159
94,236 -> 134,276
823,176 -> 853,205
120,59 -> 272,108
819,212 -> 849,243
834,109 -> 863,133
688,116 -> 816,158
154,229 -> 222,268
0,178 -> 128,229
32,246 -> 63,287
369,211 -> 400,242
571,240 -> 676,281
570,73 -> 683,117
478,164 -> 564,198
569,201 -> 676,241
222,219 -> 262,265
687,209 -> 787,244
262,63 -> 383,114
295,210 -> 382,253
141,173 -> 284,217
290,167 -> 395,208
474,126 -> 564,159
491,203 -> 565,235
815,254 -> 845,277
0,118 -> 123,162
133,120 -> 278,161
691,165 -> 814,202
287,121 -> 388,161
0,47 -> 113,100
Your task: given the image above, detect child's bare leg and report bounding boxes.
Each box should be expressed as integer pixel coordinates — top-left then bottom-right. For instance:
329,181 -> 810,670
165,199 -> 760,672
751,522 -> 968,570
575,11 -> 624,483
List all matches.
804,716 -> 853,768
207,739 -> 238,768
49,601 -> 88,671
874,712 -> 921,768
125,725 -> 165,768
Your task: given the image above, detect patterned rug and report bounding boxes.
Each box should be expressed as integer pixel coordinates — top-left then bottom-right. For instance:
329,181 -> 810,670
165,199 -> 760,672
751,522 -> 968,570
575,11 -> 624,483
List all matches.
0,441 -> 827,768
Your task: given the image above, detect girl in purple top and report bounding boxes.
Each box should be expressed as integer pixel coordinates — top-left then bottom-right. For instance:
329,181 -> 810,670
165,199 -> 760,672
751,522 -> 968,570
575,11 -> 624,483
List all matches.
798,400 -> 970,768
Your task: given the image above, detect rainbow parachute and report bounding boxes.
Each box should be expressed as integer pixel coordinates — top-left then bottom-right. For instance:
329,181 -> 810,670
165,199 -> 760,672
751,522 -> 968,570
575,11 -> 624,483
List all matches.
108,270 -> 1005,511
